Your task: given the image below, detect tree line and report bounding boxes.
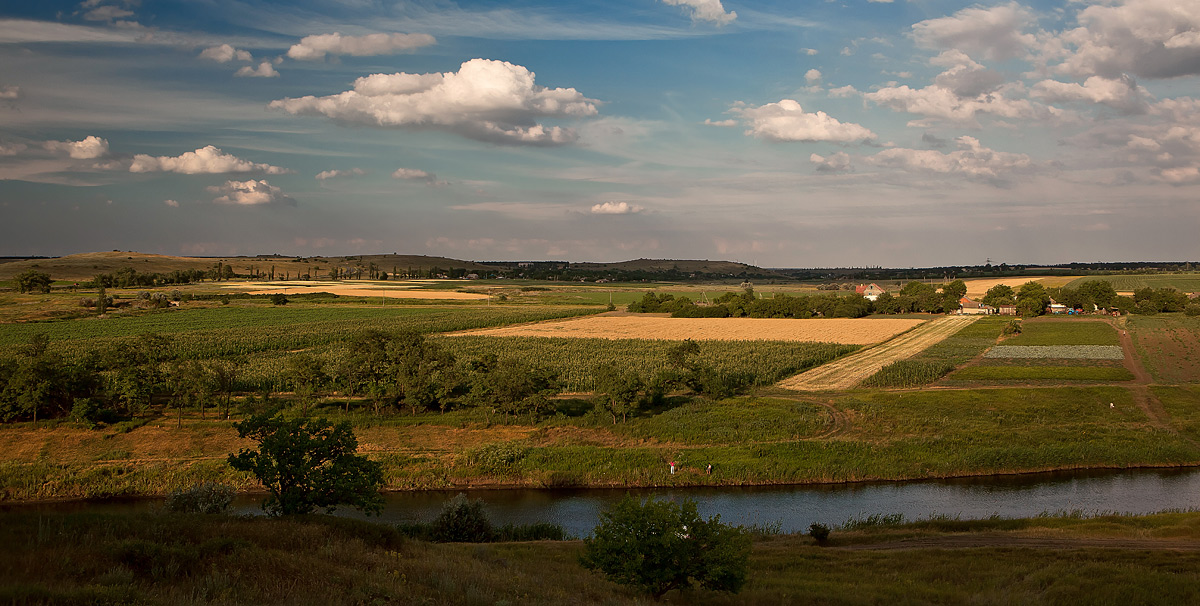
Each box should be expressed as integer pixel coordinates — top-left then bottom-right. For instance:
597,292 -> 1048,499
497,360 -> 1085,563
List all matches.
0,330 -> 747,427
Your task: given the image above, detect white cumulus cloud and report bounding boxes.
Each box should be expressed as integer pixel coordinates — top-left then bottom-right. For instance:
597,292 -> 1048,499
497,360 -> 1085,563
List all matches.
164,199 -> 179,207
315,168 -> 367,180
661,0 -> 736,25
810,151 -> 852,173
590,201 -> 644,214
0,85 -> 19,100
207,179 -> 295,206
129,145 -> 291,175
235,62 -> 279,78
0,142 -> 27,156
731,99 -> 876,143
43,135 -> 109,159
1032,75 -> 1151,113
392,167 -> 446,185
868,136 -> 1033,182
912,2 -> 1036,61
199,44 -> 252,63
286,32 -> 436,61
269,59 -> 599,146
1052,0 -> 1200,79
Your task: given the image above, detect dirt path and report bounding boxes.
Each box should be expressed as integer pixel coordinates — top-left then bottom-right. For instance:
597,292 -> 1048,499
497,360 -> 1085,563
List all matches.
839,533 -> 1200,552
1108,317 -> 1190,443
778,316 -> 980,391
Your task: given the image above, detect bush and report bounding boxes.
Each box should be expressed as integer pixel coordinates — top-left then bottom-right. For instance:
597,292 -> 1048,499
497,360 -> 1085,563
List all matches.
1186,304 -> 1200,317
1002,319 -> 1022,336
164,482 -> 236,514
270,293 -> 289,306
430,493 -> 494,542
467,442 -> 529,474
581,496 -> 751,599
808,522 -> 831,545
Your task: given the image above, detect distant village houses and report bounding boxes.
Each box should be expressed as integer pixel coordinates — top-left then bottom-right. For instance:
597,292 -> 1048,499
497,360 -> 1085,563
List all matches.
855,283 -> 887,301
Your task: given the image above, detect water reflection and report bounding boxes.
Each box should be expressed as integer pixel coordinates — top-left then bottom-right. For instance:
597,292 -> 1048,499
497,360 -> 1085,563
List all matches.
9,467 -> 1199,538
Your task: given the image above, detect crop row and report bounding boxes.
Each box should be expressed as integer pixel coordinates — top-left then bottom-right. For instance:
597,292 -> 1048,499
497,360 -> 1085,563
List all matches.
949,366 -> 1134,382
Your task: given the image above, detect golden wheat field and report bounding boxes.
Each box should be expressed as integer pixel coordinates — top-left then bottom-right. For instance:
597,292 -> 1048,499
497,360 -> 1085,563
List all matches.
452,315 -> 925,344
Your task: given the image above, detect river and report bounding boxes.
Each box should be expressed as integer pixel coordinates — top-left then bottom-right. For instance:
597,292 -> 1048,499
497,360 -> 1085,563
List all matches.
7,467 -> 1199,538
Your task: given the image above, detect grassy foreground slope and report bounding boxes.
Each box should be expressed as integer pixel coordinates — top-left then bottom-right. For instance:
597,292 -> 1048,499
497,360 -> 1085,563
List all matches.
4,386 -> 1198,501
4,510 -> 1200,605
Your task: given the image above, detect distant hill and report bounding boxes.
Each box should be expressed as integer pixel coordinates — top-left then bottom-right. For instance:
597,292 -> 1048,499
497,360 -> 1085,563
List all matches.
0,251 -> 493,281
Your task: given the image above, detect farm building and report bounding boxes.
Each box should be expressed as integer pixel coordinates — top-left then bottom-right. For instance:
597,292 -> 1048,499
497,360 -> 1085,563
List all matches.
958,296 -> 995,315
997,305 -> 1017,315
855,283 -> 887,301
1047,301 -> 1069,314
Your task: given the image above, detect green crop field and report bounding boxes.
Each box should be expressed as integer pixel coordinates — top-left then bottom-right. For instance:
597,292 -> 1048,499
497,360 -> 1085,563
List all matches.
0,305 -> 599,362
437,336 -> 858,392
861,316 -> 1006,388
1001,319 -> 1120,346
948,366 -> 1134,382
1065,274 -> 1200,292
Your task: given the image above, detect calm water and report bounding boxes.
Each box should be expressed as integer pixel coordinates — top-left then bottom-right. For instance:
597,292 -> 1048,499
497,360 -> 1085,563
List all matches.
10,467 -> 1200,537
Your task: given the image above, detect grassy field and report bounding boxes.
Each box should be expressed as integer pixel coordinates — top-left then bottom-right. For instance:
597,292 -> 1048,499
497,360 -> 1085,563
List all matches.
4,510 -> 1200,605
1001,319 -> 1120,346
861,316 -> 1006,388
3,385 -> 1195,500
1065,273 -> 1200,292
947,366 -> 1134,382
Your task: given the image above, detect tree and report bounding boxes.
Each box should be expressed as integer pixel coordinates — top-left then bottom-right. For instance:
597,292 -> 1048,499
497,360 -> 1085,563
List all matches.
1016,281 -> 1050,317
468,356 -> 558,423
981,284 -> 1016,308
581,496 -> 751,599
593,364 -> 644,424
286,354 -> 326,416
15,269 -> 52,294
391,331 -> 460,415
940,280 -> 966,312
228,414 -> 384,516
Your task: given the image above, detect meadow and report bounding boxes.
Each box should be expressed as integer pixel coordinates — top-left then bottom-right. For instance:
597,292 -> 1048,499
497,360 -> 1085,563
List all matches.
1129,315 -> 1200,383
1065,273 -> 1200,292
4,509 -> 1200,605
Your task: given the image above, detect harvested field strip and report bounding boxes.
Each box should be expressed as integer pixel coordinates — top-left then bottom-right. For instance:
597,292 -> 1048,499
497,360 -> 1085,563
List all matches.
452,315 -> 924,344
779,316 -> 979,391
985,345 -> 1124,359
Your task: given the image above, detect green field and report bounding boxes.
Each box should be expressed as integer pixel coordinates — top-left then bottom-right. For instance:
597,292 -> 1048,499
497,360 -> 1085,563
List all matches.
1001,319 -> 1119,346
861,317 -> 1006,388
1066,273 -> 1200,292
948,366 -> 1134,382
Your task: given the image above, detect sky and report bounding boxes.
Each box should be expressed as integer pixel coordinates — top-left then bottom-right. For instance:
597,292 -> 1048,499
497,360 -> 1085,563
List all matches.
1,0 -> 1199,267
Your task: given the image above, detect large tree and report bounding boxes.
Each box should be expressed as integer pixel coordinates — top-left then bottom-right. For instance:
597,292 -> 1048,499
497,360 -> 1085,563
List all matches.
1016,281 -> 1051,317
228,414 -> 384,516
14,269 -> 52,294
981,284 -> 1016,308
581,496 -> 751,599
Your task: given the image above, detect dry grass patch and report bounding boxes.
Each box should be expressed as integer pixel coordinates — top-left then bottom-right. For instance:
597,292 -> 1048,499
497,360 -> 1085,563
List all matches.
453,316 -> 924,344
961,276 -> 1074,297
231,280 -> 490,300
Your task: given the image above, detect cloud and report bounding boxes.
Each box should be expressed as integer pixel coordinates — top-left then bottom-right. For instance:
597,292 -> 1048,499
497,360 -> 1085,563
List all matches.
661,0 -> 737,25
315,168 -> 367,180
199,44 -> 252,63
868,136 -> 1033,182
801,48 -> 818,56
730,99 -> 876,143
392,167 -> 446,185
0,142 -> 27,156
164,199 -> 179,207
43,135 -> 109,159
810,151 -> 852,173
931,51 -> 1006,98
865,80 -> 1049,128
703,118 -> 738,127
590,201 -> 644,214
805,69 -> 822,84
911,2 -> 1036,61
0,85 -> 19,100
129,145 -> 291,175
207,179 -> 295,206
286,32 -> 436,61
269,59 -> 599,146
83,5 -> 134,22
1051,0 -> 1200,79
1032,75 -> 1151,113
235,62 -> 279,78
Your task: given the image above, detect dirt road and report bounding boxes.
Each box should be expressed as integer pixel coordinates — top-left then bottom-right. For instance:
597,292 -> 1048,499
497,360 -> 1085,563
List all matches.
778,315 -> 980,391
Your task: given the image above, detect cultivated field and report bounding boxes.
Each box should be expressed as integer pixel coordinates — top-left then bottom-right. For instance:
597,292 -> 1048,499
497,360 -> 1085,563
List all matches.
452,315 -> 924,344
1066,273 -> 1200,293
228,280 -> 490,300
961,276 -> 1073,297
779,315 -> 979,391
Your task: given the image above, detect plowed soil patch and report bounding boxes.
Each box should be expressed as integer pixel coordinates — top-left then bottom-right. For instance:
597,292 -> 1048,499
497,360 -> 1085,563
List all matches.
453,316 -> 924,344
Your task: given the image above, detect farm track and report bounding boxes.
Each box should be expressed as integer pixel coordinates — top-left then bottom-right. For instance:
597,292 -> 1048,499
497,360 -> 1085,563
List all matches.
1111,317 -> 1198,447
778,316 -> 980,391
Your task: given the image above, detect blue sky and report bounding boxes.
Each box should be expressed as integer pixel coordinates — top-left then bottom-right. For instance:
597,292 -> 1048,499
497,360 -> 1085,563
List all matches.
1,0 -> 1198,266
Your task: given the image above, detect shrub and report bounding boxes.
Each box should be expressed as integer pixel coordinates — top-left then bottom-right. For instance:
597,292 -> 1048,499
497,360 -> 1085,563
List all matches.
808,522 -> 831,545
1002,319 -> 1022,336
1186,304 -> 1200,317
430,493 -> 494,542
270,294 -> 289,306
581,496 -> 751,599
467,442 -> 529,474
164,482 -> 236,514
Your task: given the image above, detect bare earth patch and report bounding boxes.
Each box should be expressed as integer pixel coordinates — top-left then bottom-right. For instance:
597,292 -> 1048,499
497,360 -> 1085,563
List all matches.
779,316 -> 979,391
451,316 -> 925,344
